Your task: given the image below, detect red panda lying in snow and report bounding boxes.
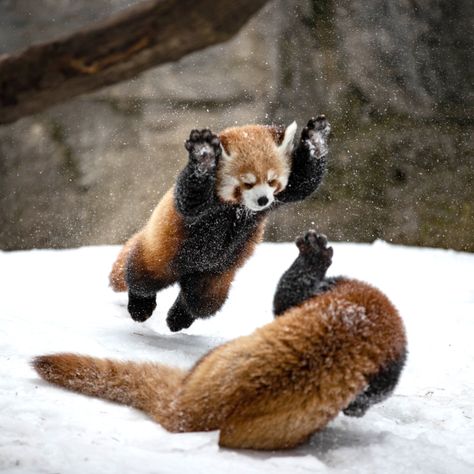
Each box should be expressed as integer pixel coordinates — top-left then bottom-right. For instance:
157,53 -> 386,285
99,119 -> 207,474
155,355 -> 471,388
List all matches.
109,116 -> 330,331
34,231 -> 407,451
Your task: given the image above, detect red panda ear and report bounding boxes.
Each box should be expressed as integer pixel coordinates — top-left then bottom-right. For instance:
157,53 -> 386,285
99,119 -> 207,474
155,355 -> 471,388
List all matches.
219,136 -> 232,161
276,121 -> 297,155
267,125 -> 285,145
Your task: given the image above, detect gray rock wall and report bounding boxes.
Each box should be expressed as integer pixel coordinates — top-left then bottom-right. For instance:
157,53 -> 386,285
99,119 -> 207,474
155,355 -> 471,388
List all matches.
1,0 -> 473,251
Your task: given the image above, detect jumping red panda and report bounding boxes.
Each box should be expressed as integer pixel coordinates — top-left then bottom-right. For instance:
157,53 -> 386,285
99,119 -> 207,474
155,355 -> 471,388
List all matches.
34,231 -> 407,451
109,116 -> 330,331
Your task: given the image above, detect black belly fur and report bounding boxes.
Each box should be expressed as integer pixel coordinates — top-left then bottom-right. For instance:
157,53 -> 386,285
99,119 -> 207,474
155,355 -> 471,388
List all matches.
173,203 -> 266,275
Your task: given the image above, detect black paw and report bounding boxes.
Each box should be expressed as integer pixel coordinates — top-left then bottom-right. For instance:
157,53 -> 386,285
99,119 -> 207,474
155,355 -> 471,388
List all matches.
185,129 -> 221,173
343,402 -> 370,418
128,293 -> 156,322
300,115 -> 330,159
166,303 -> 195,332
295,230 -> 333,268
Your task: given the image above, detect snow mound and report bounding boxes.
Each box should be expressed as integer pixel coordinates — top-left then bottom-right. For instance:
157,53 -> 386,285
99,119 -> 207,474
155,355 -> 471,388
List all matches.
1,242 -> 473,473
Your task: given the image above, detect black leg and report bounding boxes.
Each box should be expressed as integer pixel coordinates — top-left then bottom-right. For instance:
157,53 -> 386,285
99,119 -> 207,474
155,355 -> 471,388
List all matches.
273,230 -> 336,317
126,263 -> 170,323
128,291 -> 157,322
166,271 -> 234,332
175,129 -> 221,217
343,350 -> 407,417
166,294 -> 195,332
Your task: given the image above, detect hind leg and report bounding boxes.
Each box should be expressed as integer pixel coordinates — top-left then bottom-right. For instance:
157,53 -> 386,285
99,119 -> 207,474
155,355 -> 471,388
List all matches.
343,350 -> 407,417
126,259 -> 172,322
273,230 -> 335,316
166,294 -> 194,332
127,277 -> 172,322
128,291 -> 158,322
166,269 -> 236,332
116,235 -> 176,322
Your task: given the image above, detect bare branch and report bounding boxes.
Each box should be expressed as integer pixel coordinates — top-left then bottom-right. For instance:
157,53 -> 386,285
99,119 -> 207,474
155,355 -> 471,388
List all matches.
0,0 -> 269,125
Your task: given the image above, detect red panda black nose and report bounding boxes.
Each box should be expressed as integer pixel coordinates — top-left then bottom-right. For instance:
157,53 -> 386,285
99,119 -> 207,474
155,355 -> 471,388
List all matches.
257,196 -> 269,207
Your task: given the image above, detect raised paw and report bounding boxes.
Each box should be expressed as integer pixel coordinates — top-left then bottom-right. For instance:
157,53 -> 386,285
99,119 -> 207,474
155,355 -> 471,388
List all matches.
300,115 -> 331,159
185,128 -> 221,173
295,230 -> 333,270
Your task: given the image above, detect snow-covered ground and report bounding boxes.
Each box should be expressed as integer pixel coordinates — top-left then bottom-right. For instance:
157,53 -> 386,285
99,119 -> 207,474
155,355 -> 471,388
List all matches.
1,241 -> 473,474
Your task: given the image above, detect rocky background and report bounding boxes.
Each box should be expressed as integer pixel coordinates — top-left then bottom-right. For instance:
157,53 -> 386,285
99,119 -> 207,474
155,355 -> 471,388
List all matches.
1,0 -> 473,251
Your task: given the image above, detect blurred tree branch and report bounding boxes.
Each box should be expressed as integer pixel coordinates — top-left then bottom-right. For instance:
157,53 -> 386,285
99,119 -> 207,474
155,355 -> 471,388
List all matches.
0,0 -> 268,125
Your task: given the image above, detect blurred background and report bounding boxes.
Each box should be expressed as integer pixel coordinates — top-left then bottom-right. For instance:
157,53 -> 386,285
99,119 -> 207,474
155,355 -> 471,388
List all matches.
0,0 -> 472,251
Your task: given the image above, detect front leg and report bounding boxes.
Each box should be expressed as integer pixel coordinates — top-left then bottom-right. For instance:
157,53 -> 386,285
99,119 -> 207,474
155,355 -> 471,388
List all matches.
273,230 -> 335,317
277,115 -> 330,203
175,129 -> 221,217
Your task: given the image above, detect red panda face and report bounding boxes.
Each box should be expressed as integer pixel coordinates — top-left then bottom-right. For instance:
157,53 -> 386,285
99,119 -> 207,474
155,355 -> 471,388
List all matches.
217,122 -> 297,211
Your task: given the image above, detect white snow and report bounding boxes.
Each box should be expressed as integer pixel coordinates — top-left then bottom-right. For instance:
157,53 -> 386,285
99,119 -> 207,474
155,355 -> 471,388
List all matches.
1,241 -> 473,473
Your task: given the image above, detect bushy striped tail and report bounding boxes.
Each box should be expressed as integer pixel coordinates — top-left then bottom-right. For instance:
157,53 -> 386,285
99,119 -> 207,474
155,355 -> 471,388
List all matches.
33,353 -> 186,431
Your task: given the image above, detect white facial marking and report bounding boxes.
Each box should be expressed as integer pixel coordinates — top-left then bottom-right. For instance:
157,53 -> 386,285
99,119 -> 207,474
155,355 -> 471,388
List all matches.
217,175 -> 239,202
242,183 -> 275,212
267,170 -> 278,181
241,173 -> 257,185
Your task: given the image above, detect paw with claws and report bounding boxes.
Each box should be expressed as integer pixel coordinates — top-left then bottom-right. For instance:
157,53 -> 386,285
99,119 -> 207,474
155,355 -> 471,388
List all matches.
301,115 -> 331,159
185,129 -> 221,174
296,230 -> 333,274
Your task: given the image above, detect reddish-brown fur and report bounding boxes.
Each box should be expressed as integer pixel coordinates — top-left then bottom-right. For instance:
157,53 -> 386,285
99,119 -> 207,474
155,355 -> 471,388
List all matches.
219,125 -> 287,180
109,187 -> 184,291
109,125 -> 283,293
34,279 -> 406,450
217,125 -> 290,202
109,233 -> 140,292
